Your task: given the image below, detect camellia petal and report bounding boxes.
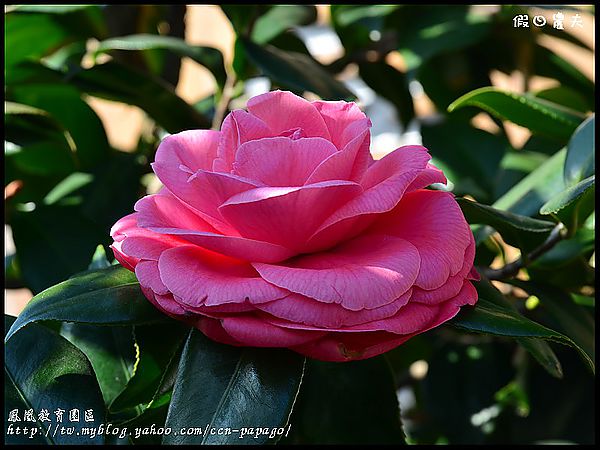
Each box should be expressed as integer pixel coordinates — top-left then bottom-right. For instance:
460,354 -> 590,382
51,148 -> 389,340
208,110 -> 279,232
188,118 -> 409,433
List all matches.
157,245 -> 287,307
247,90 -> 331,140
254,234 -> 420,311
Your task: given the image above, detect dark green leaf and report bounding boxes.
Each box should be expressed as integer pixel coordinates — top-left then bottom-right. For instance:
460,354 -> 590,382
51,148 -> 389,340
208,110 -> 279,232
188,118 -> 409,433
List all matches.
5,13 -> 70,68
10,205 -> 109,293
359,61 -> 414,126
533,87 -> 590,114
66,61 -> 211,131
473,279 -> 563,379
240,37 -> 355,101
95,34 -> 227,90
43,172 -> 94,206
457,197 -> 555,253
564,115 -> 595,186
284,357 -> 406,444
509,281 -> 595,373
450,298 -> 594,373
60,323 -> 136,405
252,5 -> 317,45
5,265 -> 169,343
531,228 -> 594,269
163,329 -> 305,444
8,84 -> 109,168
493,148 -> 566,216
421,120 -> 508,201
516,337 -> 563,379
109,322 -> 188,414
539,175 -> 594,215
396,8 -> 492,71
448,87 -> 585,141
5,316 -> 105,444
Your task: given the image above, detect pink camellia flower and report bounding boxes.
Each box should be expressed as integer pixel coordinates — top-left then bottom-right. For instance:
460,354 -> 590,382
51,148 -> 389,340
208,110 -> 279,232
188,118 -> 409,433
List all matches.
111,90 -> 478,362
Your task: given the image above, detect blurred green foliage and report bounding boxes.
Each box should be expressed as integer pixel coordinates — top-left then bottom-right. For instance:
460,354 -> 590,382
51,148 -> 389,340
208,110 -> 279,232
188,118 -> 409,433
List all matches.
4,4 -> 595,445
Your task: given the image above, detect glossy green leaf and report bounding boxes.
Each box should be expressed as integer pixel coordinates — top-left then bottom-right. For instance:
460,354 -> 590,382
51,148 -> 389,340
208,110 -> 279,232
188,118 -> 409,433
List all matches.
450,298 -> 594,373
448,87 -> 585,141
87,244 -> 111,270
240,37 -> 355,101
284,357 -> 406,444
516,337 -> 563,379
8,84 -> 109,168
95,34 -> 227,90
472,279 -> 563,379
493,148 -> 566,217
564,115 -> 595,186
359,61 -> 414,126
163,329 -> 305,444
6,5 -> 94,14
10,205 -> 109,293
66,61 -> 211,131
60,323 -> 136,405
534,87 -> 590,114
531,228 -> 595,269
510,281 -> 595,373
5,265 -> 169,343
4,316 -> 106,444
396,9 -> 492,71
109,322 -> 189,414
43,172 -> 94,205
539,175 -> 594,215
457,198 -> 555,253
5,13 -> 70,68
252,5 -> 317,45
421,120 -> 508,202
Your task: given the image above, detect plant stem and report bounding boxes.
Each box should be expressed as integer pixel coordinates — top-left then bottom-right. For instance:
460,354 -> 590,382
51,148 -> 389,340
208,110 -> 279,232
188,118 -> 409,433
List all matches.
479,223 -> 566,280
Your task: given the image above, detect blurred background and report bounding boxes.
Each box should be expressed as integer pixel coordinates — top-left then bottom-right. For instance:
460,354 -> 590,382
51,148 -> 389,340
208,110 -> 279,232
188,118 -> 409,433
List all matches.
4,4 -> 595,444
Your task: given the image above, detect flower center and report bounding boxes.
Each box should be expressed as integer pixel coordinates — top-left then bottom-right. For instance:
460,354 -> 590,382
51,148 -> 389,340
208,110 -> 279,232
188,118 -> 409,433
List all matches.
278,127 -> 307,140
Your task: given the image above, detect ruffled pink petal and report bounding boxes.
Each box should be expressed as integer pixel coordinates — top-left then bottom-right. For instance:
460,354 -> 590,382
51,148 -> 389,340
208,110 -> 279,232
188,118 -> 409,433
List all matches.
291,331 -> 413,362
257,290 -> 412,329
372,189 -> 473,290
406,162 -> 447,191
312,100 -> 371,150
135,191 -> 217,232
140,286 -> 188,318
253,235 -> 420,311
247,90 -> 330,140
219,315 -> 325,347
410,237 -> 475,305
305,130 -> 371,184
306,145 -> 432,250
157,245 -> 287,307
135,260 -> 169,295
154,129 -> 220,172
134,191 -> 294,263
218,180 -> 362,251
213,109 -> 272,172
233,136 -> 337,186
110,213 -> 142,270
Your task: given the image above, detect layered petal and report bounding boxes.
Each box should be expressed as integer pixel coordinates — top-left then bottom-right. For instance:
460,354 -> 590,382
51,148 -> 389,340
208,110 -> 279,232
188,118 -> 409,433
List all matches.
305,130 -> 371,184
135,192 -> 295,263
247,90 -> 330,140
219,180 -> 362,251
371,189 -> 473,290
306,145 -> 432,251
312,99 -> 371,150
257,290 -> 412,329
233,136 -> 337,186
213,109 -> 272,172
157,245 -> 287,307
254,234 -> 420,311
